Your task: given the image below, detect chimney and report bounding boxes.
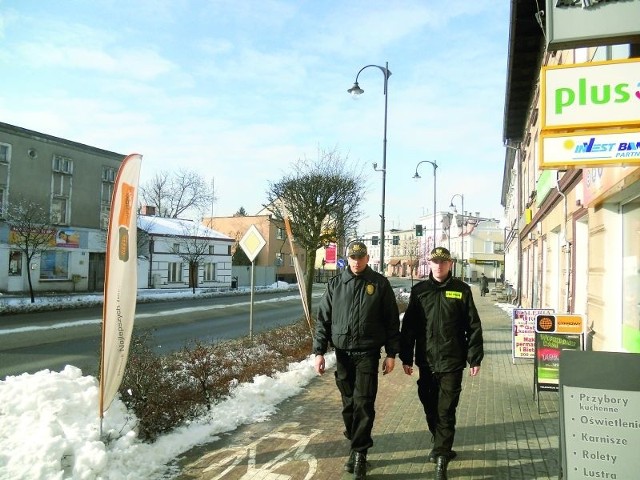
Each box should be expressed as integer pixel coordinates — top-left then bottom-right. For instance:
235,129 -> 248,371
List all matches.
141,205 -> 156,216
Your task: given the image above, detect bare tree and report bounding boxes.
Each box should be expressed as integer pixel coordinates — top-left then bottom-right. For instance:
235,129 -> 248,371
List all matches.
140,169 -> 215,219
169,221 -> 212,293
5,199 -> 56,303
266,147 -> 366,318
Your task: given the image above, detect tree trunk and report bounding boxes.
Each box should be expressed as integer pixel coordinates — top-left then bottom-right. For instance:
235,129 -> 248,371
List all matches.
190,262 -> 198,294
26,260 -> 35,303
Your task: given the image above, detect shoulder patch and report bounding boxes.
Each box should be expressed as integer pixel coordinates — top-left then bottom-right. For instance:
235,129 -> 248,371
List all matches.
445,290 -> 462,299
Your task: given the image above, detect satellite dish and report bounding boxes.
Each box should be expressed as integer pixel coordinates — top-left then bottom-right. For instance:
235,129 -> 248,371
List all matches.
27,148 -> 38,159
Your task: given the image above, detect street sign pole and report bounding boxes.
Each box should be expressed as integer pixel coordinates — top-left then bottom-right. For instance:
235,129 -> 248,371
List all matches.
239,225 -> 267,341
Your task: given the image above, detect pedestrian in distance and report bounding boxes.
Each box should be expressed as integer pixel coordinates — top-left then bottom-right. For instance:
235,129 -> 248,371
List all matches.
314,241 -> 401,480
480,273 -> 489,297
400,246 -> 484,480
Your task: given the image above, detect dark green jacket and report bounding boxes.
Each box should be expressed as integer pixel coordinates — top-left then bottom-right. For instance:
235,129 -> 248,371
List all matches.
400,272 -> 483,372
313,266 -> 400,356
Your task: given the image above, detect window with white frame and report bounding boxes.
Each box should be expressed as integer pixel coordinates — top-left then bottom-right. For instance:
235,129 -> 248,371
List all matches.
168,262 -> 183,283
100,166 -> 116,230
8,250 -> 22,276
51,197 -> 68,224
39,251 -> 70,280
51,156 -> 72,225
290,254 -> 296,267
53,155 -> 73,174
275,252 -> 284,266
203,262 -> 216,282
276,227 -> 285,240
0,143 -> 10,218
173,243 -> 180,253
102,166 -> 116,182
208,245 -> 215,254
0,186 -> 6,218
0,143 -> 10,163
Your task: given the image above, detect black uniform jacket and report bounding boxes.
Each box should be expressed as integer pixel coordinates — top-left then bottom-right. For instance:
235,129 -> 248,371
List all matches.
400,272 -> 483,372
313,266 -> 400,356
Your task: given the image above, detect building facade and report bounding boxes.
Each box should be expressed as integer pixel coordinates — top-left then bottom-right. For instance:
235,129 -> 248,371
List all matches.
0,122 -> 124,293
501,1 -> 640,353
138,211 -> 233,290
203,212 -> 304,285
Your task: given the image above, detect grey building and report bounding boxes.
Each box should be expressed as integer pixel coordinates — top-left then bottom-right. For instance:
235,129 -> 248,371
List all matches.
0,122 -> 124,293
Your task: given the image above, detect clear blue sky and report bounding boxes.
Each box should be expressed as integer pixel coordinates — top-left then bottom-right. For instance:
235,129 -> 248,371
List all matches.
0,0 -> 510,233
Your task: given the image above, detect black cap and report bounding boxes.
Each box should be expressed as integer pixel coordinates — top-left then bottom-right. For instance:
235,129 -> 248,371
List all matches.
428,246 -> 452,261
347,241 -> 368,258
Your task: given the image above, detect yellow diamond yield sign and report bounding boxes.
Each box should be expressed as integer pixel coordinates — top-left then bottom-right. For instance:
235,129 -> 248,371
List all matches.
239,224 -> 266,262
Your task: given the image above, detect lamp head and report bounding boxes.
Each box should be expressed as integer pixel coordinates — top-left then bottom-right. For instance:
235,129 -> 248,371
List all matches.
348,82 -> 364,96
413,172 -> 421,180
372,162 -> 378,170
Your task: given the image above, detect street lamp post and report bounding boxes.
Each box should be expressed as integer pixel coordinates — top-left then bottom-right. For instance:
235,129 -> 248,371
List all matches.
348,62 -> 391,273
450,193 -> 465,280
413,159 -> 438,245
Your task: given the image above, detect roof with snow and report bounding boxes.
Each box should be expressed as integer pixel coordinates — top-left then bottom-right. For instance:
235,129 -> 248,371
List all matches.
137,216 -> 233,241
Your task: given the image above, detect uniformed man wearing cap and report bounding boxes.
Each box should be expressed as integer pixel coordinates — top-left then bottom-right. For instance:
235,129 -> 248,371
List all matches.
399,246 -> 484,480
314,241 -> 400,480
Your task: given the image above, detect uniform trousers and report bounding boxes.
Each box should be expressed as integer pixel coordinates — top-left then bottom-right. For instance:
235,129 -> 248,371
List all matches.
334,349 -> 380,453
416,367 -> 463,456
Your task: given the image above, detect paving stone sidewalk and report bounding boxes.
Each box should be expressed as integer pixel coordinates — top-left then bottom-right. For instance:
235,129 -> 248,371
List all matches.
174,284 -> 561,480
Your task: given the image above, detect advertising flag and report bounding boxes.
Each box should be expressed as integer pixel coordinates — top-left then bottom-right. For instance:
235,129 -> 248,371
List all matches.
99,153 -> 142,416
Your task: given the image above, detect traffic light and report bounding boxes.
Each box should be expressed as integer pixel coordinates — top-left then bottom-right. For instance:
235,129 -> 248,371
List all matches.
415,224 -> 423,237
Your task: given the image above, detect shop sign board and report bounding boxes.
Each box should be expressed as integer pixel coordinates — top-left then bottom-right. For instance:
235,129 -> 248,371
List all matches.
541,58 -> 640,132
536,314 -> 585,335
545,0 -> 640,51
512,308 -> 554,361
535,332 -> 583,391
540,128 -> 640,170
559,350 -> 640,479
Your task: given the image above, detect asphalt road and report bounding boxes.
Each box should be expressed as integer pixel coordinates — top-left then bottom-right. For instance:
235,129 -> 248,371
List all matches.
0,289 -> 314,379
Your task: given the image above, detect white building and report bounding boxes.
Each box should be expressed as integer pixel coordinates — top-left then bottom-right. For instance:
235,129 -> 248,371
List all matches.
137,212 -> 233,290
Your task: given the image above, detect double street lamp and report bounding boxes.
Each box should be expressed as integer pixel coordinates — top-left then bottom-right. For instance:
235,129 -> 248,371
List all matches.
450,193 -> 465,280
348,62 -> 391,273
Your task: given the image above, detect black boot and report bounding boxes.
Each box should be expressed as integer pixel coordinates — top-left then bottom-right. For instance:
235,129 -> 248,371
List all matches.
353,451 -> 367,479
435,455 -> 448,480
344,450 -> 355,473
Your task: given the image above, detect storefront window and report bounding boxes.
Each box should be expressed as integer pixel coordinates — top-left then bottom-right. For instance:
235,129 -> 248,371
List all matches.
39,251 -> 70,280
8,250 -> 22,276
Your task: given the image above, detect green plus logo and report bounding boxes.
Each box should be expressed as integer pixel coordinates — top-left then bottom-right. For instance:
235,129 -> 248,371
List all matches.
554,78 -> 640,114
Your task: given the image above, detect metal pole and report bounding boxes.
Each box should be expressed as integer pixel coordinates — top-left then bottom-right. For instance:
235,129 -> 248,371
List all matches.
461,194 -> 465,281
249,260 -> 255,339
349,62 -> 391,274
380,61 -> 389,274
433,161 -> 437,247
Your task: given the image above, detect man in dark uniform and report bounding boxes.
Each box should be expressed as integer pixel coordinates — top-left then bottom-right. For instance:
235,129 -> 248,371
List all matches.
400,247 -> 484,480
314,241 -> 400,480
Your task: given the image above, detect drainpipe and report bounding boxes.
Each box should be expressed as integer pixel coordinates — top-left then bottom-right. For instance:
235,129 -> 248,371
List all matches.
555,172 -> 572,312
511,142 -> 523,308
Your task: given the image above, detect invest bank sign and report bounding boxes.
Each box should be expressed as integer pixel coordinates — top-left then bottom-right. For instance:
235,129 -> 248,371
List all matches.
539,58 -> 640,169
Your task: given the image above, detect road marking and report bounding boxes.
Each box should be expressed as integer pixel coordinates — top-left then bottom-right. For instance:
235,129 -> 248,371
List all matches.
192,422 -> 321,480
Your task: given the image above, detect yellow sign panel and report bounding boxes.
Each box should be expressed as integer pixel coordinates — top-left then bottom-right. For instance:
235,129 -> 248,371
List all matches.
536,314 -> 585,334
